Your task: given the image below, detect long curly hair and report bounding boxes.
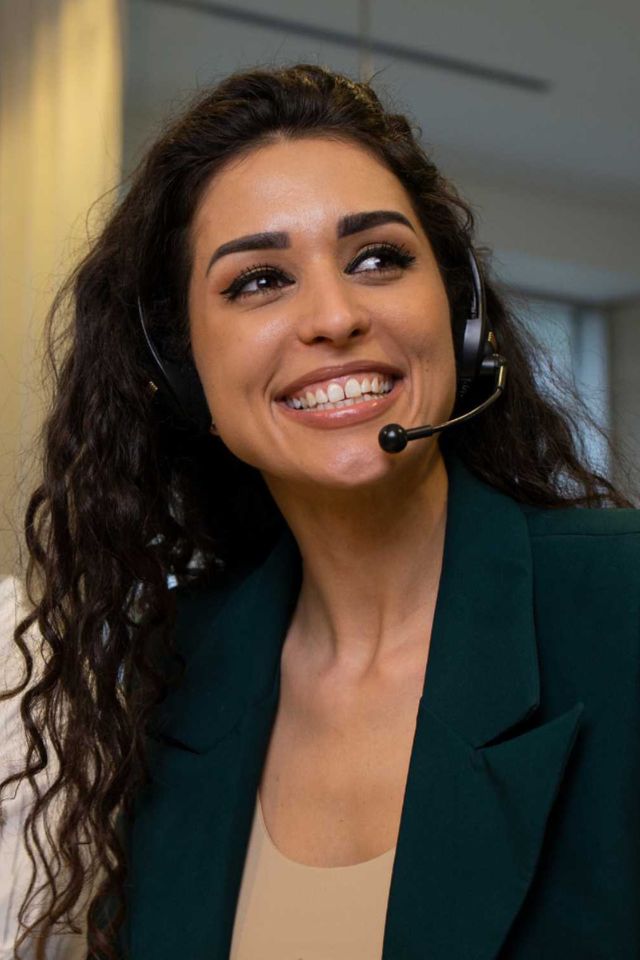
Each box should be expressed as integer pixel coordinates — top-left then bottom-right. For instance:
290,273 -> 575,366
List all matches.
0,62 -> 632,960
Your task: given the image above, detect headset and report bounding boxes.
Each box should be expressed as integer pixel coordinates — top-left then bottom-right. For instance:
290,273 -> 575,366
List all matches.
138,297 -> 212,438
138,247 -> 507,451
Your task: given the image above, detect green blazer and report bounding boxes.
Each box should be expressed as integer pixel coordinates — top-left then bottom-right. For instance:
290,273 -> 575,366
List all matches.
119,457 -> 640,959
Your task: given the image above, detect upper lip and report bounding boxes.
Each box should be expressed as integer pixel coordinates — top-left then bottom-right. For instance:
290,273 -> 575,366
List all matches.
277,360 -> 404,400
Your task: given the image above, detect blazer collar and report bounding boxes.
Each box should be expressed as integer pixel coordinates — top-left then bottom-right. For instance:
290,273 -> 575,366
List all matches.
132,456 -> 584,960
154,454 -> 540,753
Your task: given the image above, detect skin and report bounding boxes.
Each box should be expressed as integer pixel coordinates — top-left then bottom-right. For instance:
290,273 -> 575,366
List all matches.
188,136 -> 456,713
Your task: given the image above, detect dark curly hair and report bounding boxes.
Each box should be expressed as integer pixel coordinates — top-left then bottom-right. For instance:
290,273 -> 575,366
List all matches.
0,62 -> 632,960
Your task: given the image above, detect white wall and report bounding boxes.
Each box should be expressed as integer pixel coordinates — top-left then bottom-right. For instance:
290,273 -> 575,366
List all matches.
441,162 -> 640,303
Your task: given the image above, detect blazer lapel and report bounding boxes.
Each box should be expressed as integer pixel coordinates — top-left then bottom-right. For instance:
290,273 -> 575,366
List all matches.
381,460 -> 584,959
126,532 -> 301,959
127,457 -> 583,960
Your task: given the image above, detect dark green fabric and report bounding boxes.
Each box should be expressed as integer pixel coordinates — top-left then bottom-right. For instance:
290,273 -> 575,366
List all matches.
116,458 -> 640,959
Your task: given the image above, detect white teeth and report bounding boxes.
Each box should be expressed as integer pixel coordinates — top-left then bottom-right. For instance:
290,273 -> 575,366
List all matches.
344,377 -> 362,399
327,382 -> 345,403
284,373 -> 397,409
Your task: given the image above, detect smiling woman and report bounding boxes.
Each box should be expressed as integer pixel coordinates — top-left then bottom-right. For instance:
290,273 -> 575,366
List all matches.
1,64 -> 638,960
188,137 -> 455,494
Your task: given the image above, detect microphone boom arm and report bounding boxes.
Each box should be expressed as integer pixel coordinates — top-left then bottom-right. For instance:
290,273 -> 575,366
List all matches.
378,355 -> 507,453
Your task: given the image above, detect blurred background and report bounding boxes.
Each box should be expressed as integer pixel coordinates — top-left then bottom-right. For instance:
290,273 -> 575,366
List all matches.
1,0 -> 639,577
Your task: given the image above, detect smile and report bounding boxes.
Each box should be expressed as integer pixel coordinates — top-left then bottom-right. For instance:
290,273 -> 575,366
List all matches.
276,375 -> 403,429
284,372 -> 395,410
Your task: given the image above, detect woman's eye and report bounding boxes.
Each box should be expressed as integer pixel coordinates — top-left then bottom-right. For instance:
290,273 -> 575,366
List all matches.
219,244 -> 415,302
348,242 -> 416,275
221,263 -> 293,300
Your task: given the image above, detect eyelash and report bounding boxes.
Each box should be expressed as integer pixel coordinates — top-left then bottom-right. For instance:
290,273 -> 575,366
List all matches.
219,242 -> 417,302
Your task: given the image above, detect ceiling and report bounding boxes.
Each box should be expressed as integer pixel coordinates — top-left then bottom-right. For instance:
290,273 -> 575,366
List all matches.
123,0 -> 640,303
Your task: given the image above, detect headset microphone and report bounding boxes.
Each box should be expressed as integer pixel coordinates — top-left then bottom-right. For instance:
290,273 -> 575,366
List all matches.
377,358 -> 506,452
378,248 -> 507,453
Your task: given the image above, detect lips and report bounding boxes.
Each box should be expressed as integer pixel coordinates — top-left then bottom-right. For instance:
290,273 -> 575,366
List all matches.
276,375 -> 404,429
276,360 -> 404,401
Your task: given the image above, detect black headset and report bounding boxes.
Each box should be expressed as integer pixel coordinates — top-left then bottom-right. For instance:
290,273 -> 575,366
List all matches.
138,297 -> 213,437
138,247 -> 504,441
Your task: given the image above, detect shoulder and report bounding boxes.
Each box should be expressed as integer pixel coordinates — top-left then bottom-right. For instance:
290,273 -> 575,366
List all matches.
170,574 -> 237,663
520,502 -> 640,588
170,549 -> 274,662
519,502 -> 640,593
513,505 -> 640,745
522,502 -> 640,541
518,503 -> 640,683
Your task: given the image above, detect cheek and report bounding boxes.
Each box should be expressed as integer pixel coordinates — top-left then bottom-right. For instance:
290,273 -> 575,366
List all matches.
190,312 -> 242,399
193,337 -> 274,464
405,303 -> 457,412
408,294 -> 455,371
200,353 -> 247,423
423,336 -> 457,411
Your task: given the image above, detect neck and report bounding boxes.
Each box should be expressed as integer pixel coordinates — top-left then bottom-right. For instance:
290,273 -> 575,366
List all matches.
263,446 -> 449,680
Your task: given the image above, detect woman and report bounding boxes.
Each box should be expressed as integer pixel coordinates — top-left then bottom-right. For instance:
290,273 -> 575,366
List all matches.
1,64 -> 638,960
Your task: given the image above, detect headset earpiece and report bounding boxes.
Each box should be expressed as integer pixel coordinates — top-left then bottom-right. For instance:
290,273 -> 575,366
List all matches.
456,248 -> 499,404
137,297 -> 211,436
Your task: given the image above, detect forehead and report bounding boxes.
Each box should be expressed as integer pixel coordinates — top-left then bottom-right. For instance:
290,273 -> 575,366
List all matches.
191,137 -> 416,245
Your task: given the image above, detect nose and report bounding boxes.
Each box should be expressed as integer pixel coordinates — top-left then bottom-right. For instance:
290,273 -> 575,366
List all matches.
295,268 -> 371,346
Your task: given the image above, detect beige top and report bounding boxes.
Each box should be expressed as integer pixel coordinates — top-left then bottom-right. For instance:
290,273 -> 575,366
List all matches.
229,789 -> 396,959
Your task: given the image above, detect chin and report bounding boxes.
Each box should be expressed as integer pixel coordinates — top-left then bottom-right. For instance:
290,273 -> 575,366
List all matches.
303,445 -> 406,492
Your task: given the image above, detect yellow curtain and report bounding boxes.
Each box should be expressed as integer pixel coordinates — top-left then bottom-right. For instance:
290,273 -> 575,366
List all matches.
0,0 -> 123,577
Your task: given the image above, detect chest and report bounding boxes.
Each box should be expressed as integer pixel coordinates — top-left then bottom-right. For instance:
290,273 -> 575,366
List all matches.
258,643 -> 427,868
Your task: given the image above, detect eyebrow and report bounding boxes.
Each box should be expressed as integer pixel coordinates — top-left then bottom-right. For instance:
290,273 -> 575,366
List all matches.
205,209 -> 416,275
